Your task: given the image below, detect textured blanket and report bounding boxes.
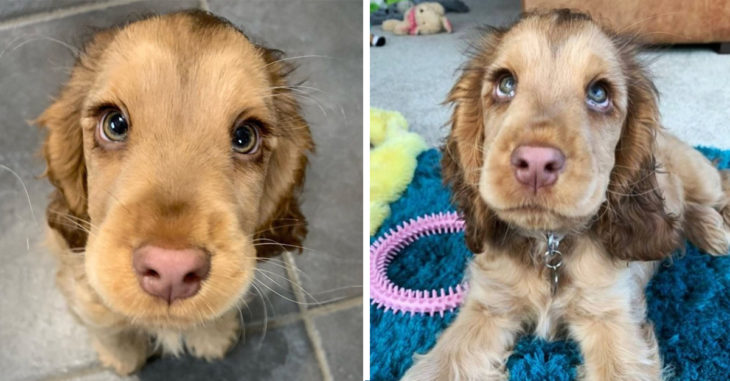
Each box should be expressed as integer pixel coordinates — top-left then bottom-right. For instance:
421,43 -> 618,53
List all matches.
370,147 -> 730,381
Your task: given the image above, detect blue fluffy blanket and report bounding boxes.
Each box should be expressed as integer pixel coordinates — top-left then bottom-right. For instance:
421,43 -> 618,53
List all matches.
370,148 -> 730,381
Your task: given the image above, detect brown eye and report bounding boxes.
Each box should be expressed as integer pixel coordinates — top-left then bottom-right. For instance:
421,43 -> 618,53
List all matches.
232,120 -> 260,154
99,109 -> 128,142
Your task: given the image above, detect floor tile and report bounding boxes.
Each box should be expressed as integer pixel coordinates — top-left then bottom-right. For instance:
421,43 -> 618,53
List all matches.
0,0 -> 95,21
62,321 -> 321,381
136,321 -> 321,381
314,306 -> 363,380
53,367 -> 138,381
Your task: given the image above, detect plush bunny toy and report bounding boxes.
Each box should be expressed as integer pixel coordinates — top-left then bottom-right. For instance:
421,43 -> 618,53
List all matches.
382,2 -> 452,35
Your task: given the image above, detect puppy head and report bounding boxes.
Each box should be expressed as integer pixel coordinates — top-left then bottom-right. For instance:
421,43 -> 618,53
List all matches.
443,10 -> 680,259
39,11 -> 313,328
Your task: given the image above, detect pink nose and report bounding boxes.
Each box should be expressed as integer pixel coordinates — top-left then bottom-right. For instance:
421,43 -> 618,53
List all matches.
510,145 -> 566,192
132,245 -> 210,303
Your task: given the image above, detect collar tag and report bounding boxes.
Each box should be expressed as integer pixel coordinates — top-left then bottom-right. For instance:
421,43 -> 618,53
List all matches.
544,232 -> 563,295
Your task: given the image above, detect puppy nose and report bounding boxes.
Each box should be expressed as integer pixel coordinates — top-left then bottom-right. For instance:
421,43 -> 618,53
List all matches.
132,245 -> 210,303
510,145 -> 566,192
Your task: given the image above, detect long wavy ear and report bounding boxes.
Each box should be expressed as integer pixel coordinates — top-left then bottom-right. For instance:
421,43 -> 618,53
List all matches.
442,28 -> 514,254
253,47 -> 314,258
37,29 -> 116,251
592,40 -> 681,261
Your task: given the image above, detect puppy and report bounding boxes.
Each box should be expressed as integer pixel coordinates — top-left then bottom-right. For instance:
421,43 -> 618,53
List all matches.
402,9 -> 730,381
39,11 -> 313,374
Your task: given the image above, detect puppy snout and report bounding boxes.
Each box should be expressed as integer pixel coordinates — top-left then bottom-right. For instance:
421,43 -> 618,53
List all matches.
510,145 -> 566,192
132,245 -> 210,303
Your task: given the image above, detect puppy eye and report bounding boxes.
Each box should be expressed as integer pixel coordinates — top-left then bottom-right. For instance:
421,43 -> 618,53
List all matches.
495,74 -> 517,100
586,82 -> 610,111
232,120 -> 261,154
99,109 -> 128,142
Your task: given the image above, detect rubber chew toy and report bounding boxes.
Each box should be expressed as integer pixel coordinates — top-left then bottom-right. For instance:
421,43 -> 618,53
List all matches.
370,212 -> 468,316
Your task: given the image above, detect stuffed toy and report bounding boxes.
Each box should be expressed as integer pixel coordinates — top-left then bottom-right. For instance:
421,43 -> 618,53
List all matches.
382,2 -> 453,35
370,108 -> 427,235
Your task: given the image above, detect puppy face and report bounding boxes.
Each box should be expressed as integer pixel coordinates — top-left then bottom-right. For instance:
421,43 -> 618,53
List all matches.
40,12 -> 312,328
444,10 -> 679,259
477,16 -> 629,231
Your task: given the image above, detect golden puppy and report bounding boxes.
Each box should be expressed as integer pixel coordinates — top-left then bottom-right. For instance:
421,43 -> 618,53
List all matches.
39,10 -> 313,374
402,9 -> 730,381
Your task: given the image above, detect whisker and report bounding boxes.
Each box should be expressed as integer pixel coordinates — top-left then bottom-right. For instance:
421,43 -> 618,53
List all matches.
263,54 -> 335,67
0,164 -> 38,227
0,35 -> 77,61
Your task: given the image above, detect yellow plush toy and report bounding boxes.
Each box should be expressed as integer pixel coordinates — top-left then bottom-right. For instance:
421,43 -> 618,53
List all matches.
370,108 -> 427,235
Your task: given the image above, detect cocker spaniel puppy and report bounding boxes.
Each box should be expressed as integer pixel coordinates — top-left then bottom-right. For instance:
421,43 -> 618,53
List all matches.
403,9 -> 730,381
38,11 -> 312,374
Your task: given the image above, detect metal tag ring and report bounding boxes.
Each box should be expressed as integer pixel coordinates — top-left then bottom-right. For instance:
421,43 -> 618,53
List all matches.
544,250 -> 563,270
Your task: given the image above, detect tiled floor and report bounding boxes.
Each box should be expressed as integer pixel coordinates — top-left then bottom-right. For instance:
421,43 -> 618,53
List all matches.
0,1 -> 362,380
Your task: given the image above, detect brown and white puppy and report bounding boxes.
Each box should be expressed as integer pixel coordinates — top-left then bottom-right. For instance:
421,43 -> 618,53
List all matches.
39,11 -> 313,374
402,9 -> 730,381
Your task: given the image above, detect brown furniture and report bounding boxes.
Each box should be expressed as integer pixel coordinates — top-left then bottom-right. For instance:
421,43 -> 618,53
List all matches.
523,0 -> 730,52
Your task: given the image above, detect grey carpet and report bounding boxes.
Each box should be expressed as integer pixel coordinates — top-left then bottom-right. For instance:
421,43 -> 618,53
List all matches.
371,0 -> 730,149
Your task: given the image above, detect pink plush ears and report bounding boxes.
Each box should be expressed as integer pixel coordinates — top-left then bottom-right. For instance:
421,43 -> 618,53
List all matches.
441,16 -> 453,33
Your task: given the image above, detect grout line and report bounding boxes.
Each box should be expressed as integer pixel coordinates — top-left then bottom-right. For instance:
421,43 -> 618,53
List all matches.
308,295 -> 363,318
34,363 -> 104,381
199,0 -> 210,12
284,252 -> 334,381
245,295 -> 363,333
0,0 -> 145,31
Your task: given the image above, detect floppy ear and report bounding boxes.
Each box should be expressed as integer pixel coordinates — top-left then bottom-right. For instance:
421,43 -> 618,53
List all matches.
441,16 -> 453,33
592,46 -> 681,261
442,28 -> 514,254
37,30 -> 116,251
253,47 -> 314,258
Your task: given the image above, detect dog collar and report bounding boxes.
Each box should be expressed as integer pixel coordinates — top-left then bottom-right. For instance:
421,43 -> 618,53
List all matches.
544,232 -> 564,295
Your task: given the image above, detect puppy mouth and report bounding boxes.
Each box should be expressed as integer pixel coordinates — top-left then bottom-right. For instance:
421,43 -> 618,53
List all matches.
495,204 -> 590,232
502,204 -> 551,214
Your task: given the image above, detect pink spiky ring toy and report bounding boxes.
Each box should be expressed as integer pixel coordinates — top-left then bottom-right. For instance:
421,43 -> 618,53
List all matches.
370,211 -> 468,316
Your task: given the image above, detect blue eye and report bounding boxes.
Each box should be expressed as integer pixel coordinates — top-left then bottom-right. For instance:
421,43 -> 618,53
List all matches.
496,74 -> 516,99
232,121 -> 260,154
586,82 -> 610,110
100,109 -> 128,142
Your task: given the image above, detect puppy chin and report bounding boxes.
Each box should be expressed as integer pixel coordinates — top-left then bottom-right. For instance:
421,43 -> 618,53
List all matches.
494,207 -> 592,233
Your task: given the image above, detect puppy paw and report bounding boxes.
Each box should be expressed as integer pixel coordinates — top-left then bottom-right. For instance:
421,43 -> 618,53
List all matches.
91,332 -> 148,375
403,356 -> 508,381
185,311 -> 240,361
720,170 -> 730,226
685,202 -> 730,255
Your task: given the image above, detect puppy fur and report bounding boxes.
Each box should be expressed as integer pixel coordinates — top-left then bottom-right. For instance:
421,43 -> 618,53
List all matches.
39,11 -> 313,374
402,10 -> 730,381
